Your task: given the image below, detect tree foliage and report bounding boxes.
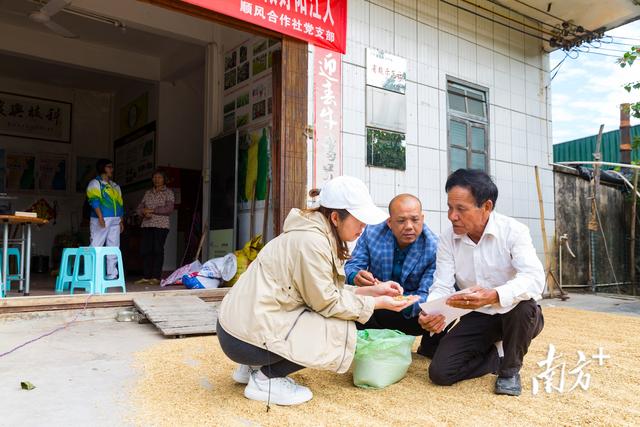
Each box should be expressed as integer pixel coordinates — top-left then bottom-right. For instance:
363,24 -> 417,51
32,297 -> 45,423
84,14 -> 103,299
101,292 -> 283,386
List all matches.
618,45 -> 640,119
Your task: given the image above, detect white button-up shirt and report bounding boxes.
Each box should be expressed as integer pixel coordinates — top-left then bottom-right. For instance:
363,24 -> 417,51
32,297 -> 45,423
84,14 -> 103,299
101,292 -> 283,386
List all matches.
427,211 -> 545,315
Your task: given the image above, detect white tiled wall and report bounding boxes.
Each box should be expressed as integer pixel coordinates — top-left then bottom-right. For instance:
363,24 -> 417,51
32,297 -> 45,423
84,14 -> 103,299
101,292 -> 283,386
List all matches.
333,0 -> 553,258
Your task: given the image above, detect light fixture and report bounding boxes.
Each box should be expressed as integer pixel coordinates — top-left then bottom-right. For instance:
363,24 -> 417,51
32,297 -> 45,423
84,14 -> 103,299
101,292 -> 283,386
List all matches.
29,0 -> 126,31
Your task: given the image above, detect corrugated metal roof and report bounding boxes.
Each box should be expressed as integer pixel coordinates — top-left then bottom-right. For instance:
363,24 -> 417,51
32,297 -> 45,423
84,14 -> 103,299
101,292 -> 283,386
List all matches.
553,124 -> 640,166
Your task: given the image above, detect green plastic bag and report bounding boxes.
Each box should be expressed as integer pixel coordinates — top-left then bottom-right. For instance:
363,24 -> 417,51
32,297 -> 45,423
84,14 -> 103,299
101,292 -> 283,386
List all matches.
353,329 -> 415,389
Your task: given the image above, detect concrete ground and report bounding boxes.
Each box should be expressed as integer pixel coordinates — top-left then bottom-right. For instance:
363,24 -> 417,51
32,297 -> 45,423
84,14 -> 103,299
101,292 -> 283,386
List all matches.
539,292 -> 640,316
0,308 -> 164,427
0,292 -> 638,427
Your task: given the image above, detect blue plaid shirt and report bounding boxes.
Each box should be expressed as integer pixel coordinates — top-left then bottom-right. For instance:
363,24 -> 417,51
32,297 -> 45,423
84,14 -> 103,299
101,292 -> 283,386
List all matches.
345,222 -> 438,318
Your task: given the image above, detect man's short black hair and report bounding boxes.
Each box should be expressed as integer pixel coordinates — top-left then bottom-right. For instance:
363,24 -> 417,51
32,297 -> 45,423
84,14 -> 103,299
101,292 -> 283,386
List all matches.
96,158 -> 113,175
445,169 -> 498,208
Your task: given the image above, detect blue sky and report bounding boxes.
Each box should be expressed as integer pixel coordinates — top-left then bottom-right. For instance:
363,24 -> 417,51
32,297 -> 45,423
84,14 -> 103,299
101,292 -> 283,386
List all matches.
550,20 -> 640,144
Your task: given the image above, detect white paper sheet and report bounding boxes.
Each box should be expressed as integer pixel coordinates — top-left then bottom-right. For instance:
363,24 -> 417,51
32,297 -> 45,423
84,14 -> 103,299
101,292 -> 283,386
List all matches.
419,289 -> 474,332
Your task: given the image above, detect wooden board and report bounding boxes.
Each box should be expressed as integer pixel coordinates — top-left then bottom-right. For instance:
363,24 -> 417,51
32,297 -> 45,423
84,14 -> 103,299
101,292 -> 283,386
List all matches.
0,288 -> 229,314
0,215 -> 48,224
133,295 -> 218,337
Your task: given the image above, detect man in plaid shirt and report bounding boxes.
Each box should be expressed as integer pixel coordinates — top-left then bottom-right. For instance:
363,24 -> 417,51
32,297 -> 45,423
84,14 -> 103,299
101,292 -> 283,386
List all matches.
345,194 -> 441,357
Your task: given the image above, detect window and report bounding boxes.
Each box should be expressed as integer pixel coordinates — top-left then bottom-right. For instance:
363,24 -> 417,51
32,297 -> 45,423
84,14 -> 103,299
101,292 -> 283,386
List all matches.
366,127 -> 406,170
447,80 -> 489,172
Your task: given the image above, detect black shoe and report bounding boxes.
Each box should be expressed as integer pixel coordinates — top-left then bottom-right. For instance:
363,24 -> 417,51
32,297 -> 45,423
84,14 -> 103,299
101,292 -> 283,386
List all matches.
495,373 -> 521,396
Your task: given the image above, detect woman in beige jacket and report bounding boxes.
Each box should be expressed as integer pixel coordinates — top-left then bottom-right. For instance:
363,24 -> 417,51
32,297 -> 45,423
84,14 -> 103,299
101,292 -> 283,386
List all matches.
217,176 -> 417,406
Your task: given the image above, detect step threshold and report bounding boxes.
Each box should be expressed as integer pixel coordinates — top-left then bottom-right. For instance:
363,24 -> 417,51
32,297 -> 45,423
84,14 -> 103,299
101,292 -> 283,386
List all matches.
0,288 -> 229,314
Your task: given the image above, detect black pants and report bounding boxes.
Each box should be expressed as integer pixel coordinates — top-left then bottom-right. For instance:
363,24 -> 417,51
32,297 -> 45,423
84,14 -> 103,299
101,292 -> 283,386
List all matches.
428,299 -> 544,386
357,309 -> 444,358
140,227 -> 169,279
216,321 -> 304,378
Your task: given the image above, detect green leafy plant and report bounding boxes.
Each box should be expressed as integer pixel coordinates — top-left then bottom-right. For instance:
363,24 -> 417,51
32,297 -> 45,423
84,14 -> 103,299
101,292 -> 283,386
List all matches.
618,45 -> 640,119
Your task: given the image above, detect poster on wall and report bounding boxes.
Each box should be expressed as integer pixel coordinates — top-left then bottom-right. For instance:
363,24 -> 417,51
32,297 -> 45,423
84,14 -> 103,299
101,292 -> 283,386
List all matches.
313,46 -> 342,188
6,153 -> 36,191
114,122 -> 156,189
76,156 -> 100,192
366,48 -> 407,94
237,62 -> 250,84
224,69 -> 237,90
119,92 -> 149,137
0,92 -> 72,143
38,154 -> 68,191
222,37 -> 280,134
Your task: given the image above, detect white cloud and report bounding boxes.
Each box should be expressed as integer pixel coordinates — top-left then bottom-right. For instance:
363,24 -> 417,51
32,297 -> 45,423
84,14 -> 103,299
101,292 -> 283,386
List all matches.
551,20 -> 640,144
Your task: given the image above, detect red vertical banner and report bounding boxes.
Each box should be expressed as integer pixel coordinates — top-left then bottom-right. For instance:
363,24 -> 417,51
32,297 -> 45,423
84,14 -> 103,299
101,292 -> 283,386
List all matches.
313,46 -> 342,189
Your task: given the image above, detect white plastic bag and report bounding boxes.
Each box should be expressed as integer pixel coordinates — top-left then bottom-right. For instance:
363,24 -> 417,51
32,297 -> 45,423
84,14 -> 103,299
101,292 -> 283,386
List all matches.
161,260 -> 202,287
199,253 -> 237,282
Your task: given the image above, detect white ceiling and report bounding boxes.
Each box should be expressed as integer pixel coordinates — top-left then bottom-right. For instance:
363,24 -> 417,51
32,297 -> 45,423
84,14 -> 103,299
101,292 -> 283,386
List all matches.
0,0 -> 206,60
490,0 -> 640,34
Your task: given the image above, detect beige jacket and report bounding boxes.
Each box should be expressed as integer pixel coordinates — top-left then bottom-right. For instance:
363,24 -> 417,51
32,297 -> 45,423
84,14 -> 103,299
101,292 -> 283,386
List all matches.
218,209 -> 376,373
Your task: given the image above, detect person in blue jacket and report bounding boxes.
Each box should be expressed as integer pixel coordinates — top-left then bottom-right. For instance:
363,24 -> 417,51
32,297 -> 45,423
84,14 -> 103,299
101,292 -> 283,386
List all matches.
344,194 -> 440,356
86,159 -> 124,279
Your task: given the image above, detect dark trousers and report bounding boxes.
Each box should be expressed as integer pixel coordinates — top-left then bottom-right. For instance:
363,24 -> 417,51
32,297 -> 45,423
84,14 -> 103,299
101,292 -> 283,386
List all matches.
357,309 -> 444,358
140,227 -> 169,279
216,321 -> 304,378
428,299 -> 544,386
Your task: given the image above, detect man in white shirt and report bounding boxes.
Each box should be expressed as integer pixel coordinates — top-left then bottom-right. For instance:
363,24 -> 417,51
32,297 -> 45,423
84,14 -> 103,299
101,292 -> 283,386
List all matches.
419,169 -> 545,396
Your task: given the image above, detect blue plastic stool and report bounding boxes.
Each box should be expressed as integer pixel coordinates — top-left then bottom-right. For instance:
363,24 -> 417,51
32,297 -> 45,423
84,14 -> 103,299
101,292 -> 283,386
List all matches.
70,247 -> 126,295
56,248 -> 79,293
0,247 -> 22,293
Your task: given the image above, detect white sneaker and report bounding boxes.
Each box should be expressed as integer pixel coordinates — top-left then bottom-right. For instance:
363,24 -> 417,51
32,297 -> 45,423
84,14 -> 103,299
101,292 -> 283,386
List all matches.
244,371 -> 313,406
232,364 -> 259,384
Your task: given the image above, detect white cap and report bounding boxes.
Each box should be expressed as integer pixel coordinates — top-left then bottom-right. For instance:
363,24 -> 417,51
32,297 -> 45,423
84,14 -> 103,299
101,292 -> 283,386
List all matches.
319,176 -> 388,225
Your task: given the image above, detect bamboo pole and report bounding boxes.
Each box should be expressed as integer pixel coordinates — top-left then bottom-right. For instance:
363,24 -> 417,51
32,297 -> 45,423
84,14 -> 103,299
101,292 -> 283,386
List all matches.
534,166 -> 551,290
588,125 -> 605,291
249,182 -> 257,240
534,166 -> 564,299
631,170 -> 639,296
262,178 -> 271,242
194,222 -> 208,263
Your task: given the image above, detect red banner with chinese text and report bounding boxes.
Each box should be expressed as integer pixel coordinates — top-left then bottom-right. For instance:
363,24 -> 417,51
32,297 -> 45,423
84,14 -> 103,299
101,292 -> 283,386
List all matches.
181,0 -> 347,54
313,46 -> 342,188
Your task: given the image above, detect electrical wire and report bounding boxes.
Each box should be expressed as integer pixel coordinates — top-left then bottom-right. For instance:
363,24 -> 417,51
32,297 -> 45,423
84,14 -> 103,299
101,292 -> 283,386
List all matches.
440,0 -> 550,43
589,46 -> 633,54
550,51 -> 570,82
608,34 -> 640,41
460,0 -> 555,37
511,0 -> 566,24
0,293 -> 93,359
578,50 -> 627,58
487,0 -> 562,32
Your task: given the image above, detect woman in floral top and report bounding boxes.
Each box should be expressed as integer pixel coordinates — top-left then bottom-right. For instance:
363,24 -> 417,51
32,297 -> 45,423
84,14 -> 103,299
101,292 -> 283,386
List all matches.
135,170 -> 175,285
